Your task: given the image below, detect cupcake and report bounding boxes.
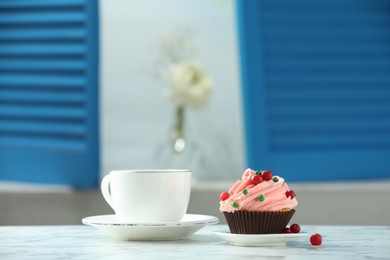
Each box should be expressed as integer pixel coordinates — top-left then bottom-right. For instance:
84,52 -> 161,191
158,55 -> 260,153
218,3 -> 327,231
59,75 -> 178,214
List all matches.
219,168 -> 298,234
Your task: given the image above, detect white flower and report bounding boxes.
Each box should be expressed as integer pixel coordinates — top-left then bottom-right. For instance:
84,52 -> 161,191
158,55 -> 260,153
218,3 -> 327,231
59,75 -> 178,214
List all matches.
165,60 -> 213,109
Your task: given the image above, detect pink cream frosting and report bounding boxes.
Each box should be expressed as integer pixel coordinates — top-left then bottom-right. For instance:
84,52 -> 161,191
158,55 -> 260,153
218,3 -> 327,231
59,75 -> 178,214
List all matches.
219,168 -> 298,212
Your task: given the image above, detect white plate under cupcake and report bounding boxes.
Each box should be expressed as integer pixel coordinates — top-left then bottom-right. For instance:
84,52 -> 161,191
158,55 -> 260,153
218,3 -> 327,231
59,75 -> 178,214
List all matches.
214,231 -> 307,247
82,214 -> 219,241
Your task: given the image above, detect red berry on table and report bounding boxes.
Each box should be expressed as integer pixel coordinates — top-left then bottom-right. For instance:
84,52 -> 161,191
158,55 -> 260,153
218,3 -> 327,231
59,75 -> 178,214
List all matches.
219,191 -> 230,201
290,223 -> 301,233
282,227 -> 292,234
251,174 -> 264,185
310,233 -> 322,246
262,170 -> 273,181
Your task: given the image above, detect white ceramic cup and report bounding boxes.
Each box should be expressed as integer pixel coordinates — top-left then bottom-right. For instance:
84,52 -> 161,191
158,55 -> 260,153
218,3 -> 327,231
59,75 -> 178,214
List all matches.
101,169 -> 191,223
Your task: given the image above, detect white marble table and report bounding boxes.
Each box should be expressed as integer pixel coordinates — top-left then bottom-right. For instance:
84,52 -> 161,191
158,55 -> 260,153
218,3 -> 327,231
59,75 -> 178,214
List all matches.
1,225 -> 389,259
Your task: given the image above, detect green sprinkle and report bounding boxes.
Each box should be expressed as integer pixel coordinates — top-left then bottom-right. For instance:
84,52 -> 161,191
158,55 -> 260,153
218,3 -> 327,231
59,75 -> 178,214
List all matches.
273,177 -> 279,182
255,170 -> 262,175
242,189 -> 248,195
232,202 -> 238,208
258,195 -> 265,202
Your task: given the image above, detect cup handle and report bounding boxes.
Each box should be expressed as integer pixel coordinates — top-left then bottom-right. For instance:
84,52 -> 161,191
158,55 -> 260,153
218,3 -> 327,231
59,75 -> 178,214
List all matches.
101,174 -> 115,210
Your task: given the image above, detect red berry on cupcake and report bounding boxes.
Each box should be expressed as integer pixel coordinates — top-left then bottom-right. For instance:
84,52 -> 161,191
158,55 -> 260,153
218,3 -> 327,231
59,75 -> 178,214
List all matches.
219,191 -> 230,201
251,175 -> 264,185
282,227 -> 292,233
262,170 -> 273,181
286,190 -> 296,199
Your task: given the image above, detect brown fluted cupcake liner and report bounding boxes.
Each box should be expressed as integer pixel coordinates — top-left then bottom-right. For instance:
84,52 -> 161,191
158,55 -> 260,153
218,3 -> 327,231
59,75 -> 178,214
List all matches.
223,210 -> 296,234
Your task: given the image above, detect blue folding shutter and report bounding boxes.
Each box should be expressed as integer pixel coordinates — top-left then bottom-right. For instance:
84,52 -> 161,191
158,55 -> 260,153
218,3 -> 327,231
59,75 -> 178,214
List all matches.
237,0 -> 390,181
0,0 -> 99,188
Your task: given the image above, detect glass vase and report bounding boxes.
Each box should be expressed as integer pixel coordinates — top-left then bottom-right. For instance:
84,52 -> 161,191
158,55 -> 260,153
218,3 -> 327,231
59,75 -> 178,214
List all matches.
154,105 -> 204,184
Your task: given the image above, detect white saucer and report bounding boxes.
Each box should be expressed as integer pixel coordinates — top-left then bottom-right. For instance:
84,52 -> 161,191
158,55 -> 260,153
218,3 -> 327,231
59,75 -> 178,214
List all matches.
214,231 -> 307,247
82,214 -> 219,241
